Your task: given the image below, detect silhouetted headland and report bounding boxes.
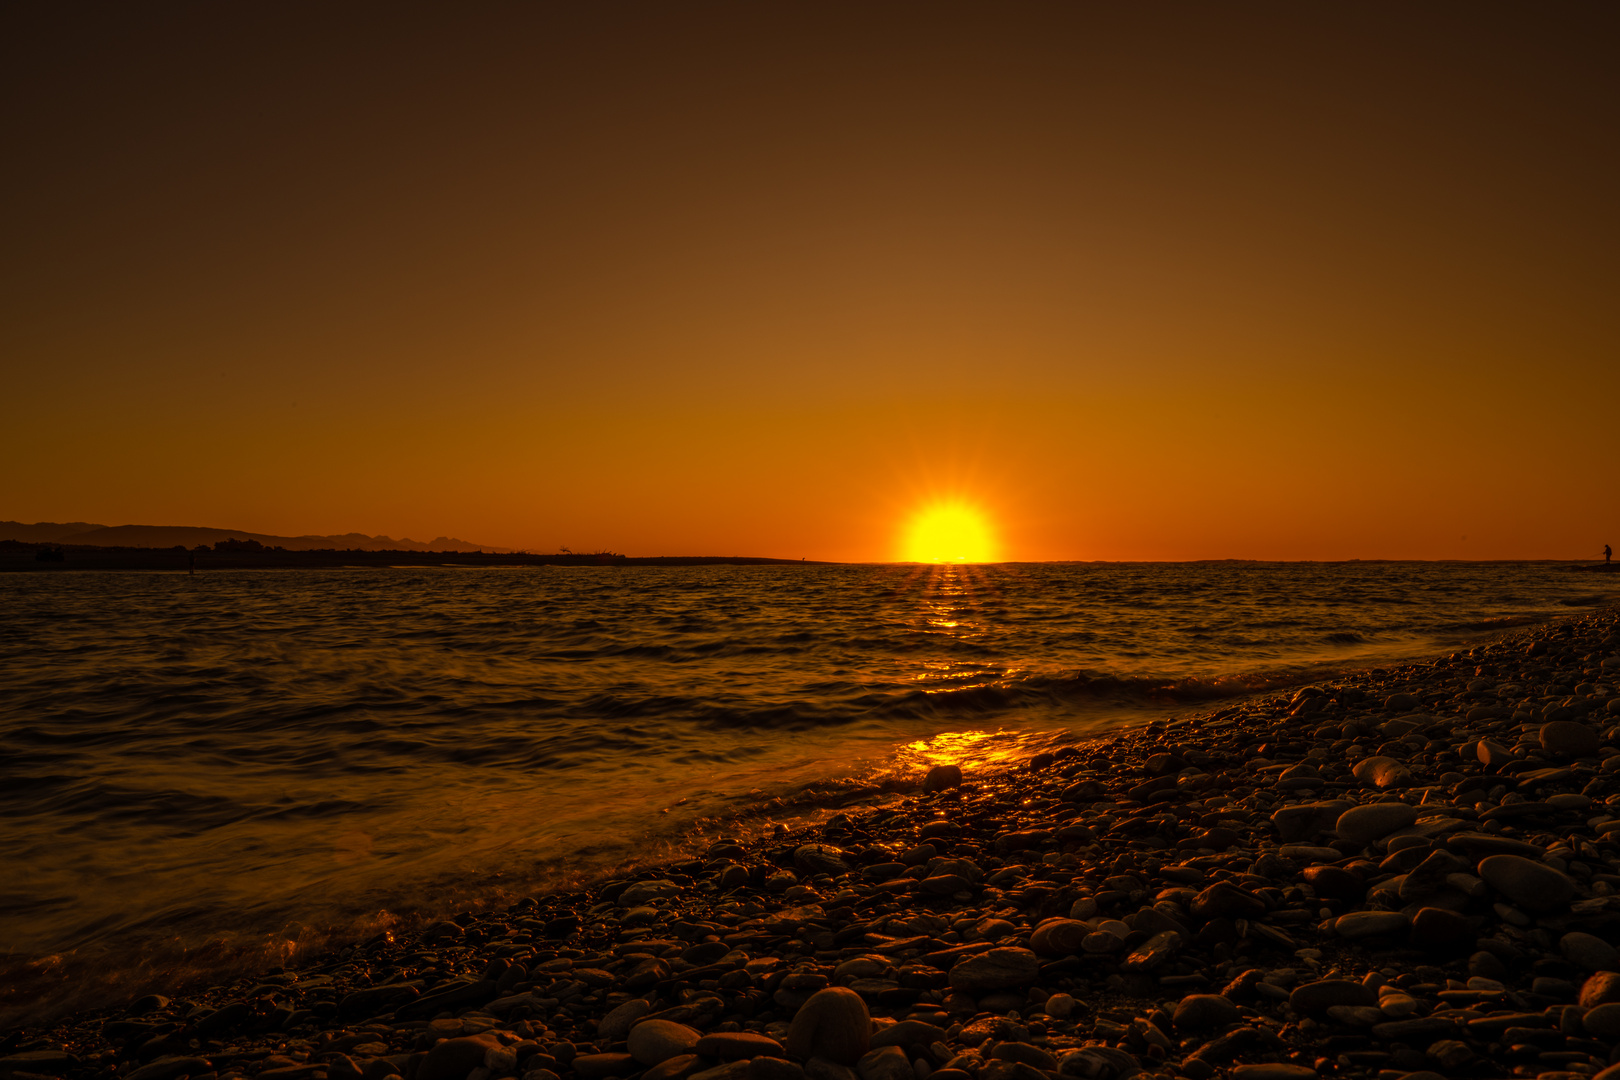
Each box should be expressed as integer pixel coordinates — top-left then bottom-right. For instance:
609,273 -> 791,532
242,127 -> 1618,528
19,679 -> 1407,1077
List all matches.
0,540 -> 827,571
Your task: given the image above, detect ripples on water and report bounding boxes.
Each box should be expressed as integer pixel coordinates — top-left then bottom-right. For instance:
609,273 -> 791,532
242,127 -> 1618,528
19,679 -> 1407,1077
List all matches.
0,561 -> 1610,1021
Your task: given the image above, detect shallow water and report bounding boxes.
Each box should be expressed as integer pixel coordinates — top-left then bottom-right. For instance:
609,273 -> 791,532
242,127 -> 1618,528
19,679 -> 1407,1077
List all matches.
0,560 -> 1610,1022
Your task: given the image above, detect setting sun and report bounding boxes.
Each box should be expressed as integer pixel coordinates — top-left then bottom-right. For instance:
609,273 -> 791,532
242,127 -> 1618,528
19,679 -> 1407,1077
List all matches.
900,502 -> 998,562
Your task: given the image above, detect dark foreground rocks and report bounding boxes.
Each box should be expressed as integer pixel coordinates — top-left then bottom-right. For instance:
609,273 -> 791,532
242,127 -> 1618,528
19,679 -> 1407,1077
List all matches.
7,610 -> 1620,1080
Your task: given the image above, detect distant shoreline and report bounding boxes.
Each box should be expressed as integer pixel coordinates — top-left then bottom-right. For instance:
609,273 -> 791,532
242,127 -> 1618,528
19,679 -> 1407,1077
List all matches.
2,542 -> 1616,572
0,543 -> 826,571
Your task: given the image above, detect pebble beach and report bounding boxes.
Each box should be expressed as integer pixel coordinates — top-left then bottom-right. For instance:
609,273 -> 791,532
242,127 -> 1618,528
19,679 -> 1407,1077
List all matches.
7,606 -> 1620,1080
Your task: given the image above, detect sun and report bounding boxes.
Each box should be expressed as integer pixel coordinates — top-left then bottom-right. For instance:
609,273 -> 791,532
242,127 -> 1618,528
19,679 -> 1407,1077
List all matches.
900,501 -> 998,562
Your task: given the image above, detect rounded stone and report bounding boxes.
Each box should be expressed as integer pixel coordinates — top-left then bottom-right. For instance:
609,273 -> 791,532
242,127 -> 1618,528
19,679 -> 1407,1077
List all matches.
1301,865 -> 1365,901
1288,980 -> 1375,1017
1411,906 -> 1473,948
642,1056 -> 699,1080
419,1036 -> 501,1080
1335,803 -> 1418,845
694,1033 -> 784,1062
1190,881 -> 1267,921
1173,994 -> 1239,1030
1585,1002 -> 1620,1040
1351,756 -> 1412,789
923,764 -> 963,792
784,987 -> 870,1066
793,844 -> 849,876
1478,854 -> 1576,912
1334,910 -> 1411,939
1542,721 -> 1600,757
599,1000 -> 653,1041
628,1022 -> 702,1067
855,1046 -> 911,1080
1582,972 -> 1620,1008
1231,1066 -> 1318,1080
1030,919 -> 1090,957
947,947 -> 1040,992
1564,933 -> 1620,973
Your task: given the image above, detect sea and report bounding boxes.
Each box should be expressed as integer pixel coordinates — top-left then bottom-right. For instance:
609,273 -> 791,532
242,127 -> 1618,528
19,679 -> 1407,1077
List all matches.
0,560 -> 1612,1024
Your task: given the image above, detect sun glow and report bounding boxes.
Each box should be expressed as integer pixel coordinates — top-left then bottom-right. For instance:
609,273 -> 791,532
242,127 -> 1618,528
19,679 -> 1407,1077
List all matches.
901,501 -> 998,562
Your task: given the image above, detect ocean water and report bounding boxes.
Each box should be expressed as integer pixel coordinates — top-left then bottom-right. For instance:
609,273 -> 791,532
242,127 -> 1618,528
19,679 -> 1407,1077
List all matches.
0,561 -> 1612,1023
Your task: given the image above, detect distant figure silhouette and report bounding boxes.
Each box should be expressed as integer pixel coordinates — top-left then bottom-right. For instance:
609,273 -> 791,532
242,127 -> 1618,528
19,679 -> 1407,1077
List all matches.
1607,544 -> 1613,564
188,551 -> 196,575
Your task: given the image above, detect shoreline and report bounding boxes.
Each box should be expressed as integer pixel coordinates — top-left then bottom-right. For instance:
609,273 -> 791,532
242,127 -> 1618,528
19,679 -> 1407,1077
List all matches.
6,608 -> 1620,1080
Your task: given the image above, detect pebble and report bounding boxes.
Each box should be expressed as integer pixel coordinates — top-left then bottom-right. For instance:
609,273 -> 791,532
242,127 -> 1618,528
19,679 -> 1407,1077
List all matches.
1585,1003 -> 1620,1040
1230,1067 -> 1317,1080
946,947 -> 1039,992
785,987 -> 870,1065
1334,910 -> 1411,939
1173,994 -> 1240,1030
1561,931 -> 1618,972
855,1047 -> 912,1080
1351,756 -> 1412,788
1288,980 -> 1375,1016
1029,918 -> 1089,956
629,1021 -> 703,1066
18,607 -> 1620,1080
1335,802 -> 1417,845
1541,720 -> 1600,756
1478,854 -> 1577,911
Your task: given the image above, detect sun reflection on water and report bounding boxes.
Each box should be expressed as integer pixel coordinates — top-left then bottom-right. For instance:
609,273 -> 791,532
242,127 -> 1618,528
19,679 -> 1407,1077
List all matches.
897,729 -> 1028,770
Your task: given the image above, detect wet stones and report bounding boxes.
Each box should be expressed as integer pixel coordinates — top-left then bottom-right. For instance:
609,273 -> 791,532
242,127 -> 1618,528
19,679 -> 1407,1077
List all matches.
793,845 -> 849,877
1477,854 -> 1576,911
785,987 -> 870,1065
1334,802 -> 1416,845
618,879 -> 680,907
30,608 -> 1620,1080
923,764 -> 963,792
947,947 -> 1040,992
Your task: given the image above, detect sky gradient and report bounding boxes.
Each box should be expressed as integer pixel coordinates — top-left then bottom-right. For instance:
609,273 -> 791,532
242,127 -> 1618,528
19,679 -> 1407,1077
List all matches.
4,4 -> 1617,562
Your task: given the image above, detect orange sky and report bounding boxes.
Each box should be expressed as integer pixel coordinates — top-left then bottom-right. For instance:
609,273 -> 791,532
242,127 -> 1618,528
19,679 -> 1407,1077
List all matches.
3,5 -> 1616,562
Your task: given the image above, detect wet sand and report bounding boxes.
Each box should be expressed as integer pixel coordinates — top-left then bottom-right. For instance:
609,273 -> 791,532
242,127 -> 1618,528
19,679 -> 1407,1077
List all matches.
6,607 -> 1620,1080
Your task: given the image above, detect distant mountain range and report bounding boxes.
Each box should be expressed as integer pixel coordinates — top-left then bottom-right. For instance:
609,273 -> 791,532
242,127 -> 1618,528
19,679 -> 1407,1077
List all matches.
1,521 -> 514,553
